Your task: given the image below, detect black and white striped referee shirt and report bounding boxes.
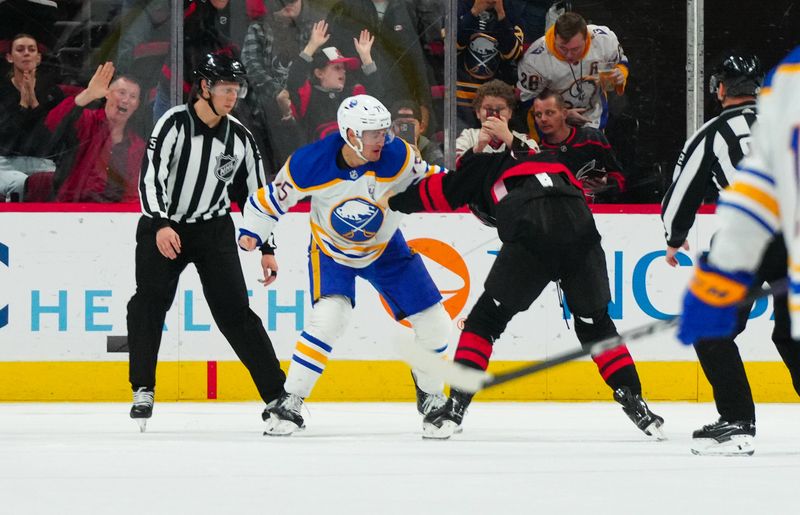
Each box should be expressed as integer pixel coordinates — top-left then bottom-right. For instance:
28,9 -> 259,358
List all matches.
661,101 -> 758,248
139,102 -> 266,225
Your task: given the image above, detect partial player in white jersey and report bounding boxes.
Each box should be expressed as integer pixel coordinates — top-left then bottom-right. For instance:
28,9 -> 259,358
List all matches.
238,94 -> 452,436
678,47 -> 800,453
517,11 -> 628,130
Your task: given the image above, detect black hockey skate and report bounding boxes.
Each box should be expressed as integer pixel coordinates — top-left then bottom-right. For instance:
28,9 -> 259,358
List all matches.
613,387 -> 666,440
422,389 -> 472,440
411,370 -> 446,416
691,419 -> 755,456
262,392 -> 305,436
130,387 -> 154,433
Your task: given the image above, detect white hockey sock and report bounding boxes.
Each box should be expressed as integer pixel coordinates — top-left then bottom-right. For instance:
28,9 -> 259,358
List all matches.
407,303 -> 452,395
285,295 -> 351,398
285,331 -> 333,398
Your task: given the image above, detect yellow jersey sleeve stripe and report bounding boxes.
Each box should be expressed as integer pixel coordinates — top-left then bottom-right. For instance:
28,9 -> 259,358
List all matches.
727,182 -> 779,217
777,63 -> 800,74
256,188 -> 276,215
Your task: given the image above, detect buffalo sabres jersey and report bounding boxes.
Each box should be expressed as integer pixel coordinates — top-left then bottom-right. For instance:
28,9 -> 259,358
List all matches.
517,24 -> 629,129
242,133 -> 439,268
707,46 -> 800,336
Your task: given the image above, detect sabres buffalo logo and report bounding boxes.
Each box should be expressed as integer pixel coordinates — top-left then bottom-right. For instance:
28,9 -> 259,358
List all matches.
331,198 -> 384,242
214,153 -> 239,182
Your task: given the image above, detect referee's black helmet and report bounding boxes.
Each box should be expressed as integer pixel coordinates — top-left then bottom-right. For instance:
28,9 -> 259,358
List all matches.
194,53 -> 248,97
709,52 -> 763,97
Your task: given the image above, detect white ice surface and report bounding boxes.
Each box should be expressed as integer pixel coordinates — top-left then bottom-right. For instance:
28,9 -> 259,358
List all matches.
1,402 -> 798,515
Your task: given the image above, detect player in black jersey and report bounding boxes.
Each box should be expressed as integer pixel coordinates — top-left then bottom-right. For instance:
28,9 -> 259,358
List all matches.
383,146 -> 664,440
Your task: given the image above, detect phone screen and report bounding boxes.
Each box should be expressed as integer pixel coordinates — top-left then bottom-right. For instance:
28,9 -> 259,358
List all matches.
395,121 -> 416,143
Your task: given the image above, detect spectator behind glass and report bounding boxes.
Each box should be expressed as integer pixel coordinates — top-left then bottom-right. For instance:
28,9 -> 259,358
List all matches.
285,21 -> 379,144
508,0 -> 553,49
456,0 -> 524,129
0,34 -> 64,201
389,98 -> 444,167
533,89 -> 627,203
119,0 -> 238,121
517,12 -> 628,131
455,79 -> 537,163
241,0 -> 324,166
45,63 -> 145,203
325,0 -> 433,133
242,0 -> 323,117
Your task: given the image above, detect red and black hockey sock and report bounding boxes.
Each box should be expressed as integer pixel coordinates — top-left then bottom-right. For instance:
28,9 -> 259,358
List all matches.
454,292 -> 518,373
592,344 -> 641,395
454,331 -> 494,371
573,309 -> 641,394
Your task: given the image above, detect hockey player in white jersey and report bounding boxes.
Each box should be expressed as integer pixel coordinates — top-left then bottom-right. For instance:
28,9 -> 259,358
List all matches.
517,11 -> 628,130
678,46 -> 800,455
238,94 -> 451,436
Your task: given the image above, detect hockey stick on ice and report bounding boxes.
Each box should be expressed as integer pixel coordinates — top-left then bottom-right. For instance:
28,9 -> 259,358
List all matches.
399,278 -> 787,394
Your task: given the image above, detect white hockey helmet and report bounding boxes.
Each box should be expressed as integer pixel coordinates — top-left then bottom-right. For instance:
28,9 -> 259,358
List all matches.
337,94 -> 392,142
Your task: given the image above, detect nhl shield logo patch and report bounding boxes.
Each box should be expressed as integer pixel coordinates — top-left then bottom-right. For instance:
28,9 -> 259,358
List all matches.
214,153 -> 239,182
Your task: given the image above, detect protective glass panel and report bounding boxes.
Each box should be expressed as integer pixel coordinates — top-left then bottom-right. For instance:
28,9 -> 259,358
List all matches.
450,0 -> 687,203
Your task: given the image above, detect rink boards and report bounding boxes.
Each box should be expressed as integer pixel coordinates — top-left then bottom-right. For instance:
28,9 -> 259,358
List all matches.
0,207 -> 796,402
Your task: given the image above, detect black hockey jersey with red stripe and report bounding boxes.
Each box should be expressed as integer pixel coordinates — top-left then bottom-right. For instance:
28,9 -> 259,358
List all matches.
538,126 -> 626,203
389,148 -> 584,223
389,148 -> 601,252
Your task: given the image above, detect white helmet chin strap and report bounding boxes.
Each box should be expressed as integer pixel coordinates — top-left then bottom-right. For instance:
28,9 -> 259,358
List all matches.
346,135 -> 368,162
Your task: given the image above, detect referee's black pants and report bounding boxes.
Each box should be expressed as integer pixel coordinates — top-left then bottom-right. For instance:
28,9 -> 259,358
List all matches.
695,235 -> 800,423
127,215 -> 286,404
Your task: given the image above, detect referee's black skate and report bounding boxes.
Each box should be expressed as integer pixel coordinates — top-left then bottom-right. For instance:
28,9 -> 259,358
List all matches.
691,419 -> 755,456
422,389 -> 472,440
263,392 -> 305,436
613,387 -> 666,440
130,387 -> 154,433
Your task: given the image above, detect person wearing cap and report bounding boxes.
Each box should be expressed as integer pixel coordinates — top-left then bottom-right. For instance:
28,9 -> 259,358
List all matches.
390,99 -> 444,167
126,53 -> 287,433
284,20 -> 380,144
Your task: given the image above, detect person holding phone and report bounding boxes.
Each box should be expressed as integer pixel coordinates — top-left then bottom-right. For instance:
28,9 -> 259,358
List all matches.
389,99 -> 444,166
455,79 -> 537,163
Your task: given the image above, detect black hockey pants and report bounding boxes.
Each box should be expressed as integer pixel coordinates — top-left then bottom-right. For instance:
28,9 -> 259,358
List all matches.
127,215 -> 286,404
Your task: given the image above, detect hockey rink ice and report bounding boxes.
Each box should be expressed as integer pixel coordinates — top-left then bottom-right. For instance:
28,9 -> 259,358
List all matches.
1,401 -> 798,515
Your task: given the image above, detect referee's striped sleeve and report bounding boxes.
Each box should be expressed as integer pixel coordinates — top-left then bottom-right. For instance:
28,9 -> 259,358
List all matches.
661,126 -> 711,247
240,124 -> 267,192
140,111 -> 181,219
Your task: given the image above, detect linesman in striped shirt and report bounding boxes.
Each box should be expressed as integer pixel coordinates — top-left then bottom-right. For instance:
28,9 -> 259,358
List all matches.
676,50 -> 800,456
126,53 -> 286,432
